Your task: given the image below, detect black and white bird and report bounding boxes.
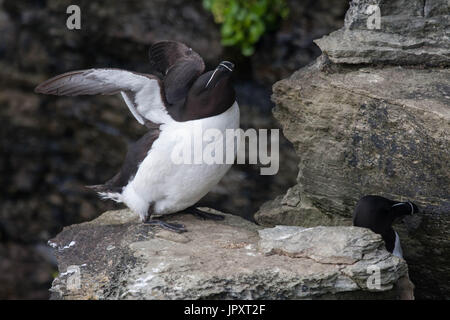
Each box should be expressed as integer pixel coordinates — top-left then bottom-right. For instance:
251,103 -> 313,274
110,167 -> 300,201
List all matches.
353,195 -> 419,258
35,41 -> 239,233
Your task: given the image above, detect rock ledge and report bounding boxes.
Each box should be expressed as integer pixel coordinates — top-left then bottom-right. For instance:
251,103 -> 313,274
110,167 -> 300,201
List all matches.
49,209 -> 408,299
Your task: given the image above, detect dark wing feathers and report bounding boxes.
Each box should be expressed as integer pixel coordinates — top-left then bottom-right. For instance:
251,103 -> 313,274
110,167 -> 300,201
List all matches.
163,60 -> 202,104
35,68 -> 170,125
149,40 -> 205,75
35,69 -> 123,96
97,127 -> 161,192
34,69 -> 163,97
35,41 -> 206,124
149,41 -> 205,104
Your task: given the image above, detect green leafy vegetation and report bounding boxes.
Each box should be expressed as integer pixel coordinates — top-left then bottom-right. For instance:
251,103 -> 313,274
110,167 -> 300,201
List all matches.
203,0 -> 290,56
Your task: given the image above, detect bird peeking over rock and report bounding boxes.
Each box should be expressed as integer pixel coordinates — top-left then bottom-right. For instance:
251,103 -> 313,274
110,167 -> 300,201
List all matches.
353,195 -> 419,258
35,40 -> 239,233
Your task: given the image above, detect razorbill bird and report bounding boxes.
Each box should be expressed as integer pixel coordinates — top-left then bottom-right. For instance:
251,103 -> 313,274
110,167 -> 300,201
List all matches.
35,40 -> 239,233
353,195 -> 419,258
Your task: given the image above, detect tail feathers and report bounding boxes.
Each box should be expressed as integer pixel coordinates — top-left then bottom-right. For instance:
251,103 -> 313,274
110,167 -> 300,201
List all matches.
86,184 -> 123,203
86,184 -> 107,192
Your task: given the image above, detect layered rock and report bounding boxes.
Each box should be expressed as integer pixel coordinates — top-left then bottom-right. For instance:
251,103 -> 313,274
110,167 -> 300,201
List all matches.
315,0 -> 450,66
257,57 -> 449,226
255,0 -> 449,299
49,209 -> 409,300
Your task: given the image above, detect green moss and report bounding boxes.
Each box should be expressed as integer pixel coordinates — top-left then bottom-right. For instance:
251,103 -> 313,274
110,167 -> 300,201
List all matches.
203,0 -> 289,56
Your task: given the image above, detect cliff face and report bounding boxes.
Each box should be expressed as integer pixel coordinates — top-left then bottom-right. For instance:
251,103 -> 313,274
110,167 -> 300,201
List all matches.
49,209 -> 410,300
255,0 -> 450,299
0,0 -> 352,298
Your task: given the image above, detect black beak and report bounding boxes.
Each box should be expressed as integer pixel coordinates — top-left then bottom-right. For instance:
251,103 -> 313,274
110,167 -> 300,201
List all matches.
205,61 -> 235,89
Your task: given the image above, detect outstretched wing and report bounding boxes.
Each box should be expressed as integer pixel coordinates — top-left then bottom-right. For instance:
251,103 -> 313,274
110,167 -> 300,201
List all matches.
34,68 -> 173,125
149,41 -> 205,105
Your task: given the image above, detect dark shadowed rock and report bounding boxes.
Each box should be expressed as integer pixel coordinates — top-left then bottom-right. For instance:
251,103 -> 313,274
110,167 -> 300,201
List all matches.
49,209 -> 409,300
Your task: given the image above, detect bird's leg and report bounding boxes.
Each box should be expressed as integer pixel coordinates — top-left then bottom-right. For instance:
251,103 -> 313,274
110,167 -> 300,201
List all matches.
184,206 -> 225,221
145,219 -> 187,233
144,205 -> 187,233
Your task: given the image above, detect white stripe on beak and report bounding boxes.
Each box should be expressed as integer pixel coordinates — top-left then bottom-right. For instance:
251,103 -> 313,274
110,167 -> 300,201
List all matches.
407,201 -> 414,215
205,68 -> 219,88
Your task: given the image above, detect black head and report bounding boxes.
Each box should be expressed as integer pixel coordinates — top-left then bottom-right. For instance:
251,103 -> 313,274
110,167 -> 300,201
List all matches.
204,61 -> 234,89
182,61 -> 236,121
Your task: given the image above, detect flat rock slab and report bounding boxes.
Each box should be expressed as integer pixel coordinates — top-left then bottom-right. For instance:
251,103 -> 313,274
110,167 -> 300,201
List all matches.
49,209 -> 407,299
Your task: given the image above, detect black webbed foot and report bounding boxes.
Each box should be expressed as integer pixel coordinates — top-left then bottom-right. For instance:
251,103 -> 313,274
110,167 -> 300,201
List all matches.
144,219 -> 187,233
185,207 -> 225,221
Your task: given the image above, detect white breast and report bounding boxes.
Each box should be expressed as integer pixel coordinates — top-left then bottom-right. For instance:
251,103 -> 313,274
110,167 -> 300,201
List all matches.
392,231 -> 403,258
122,102 -> 240,220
